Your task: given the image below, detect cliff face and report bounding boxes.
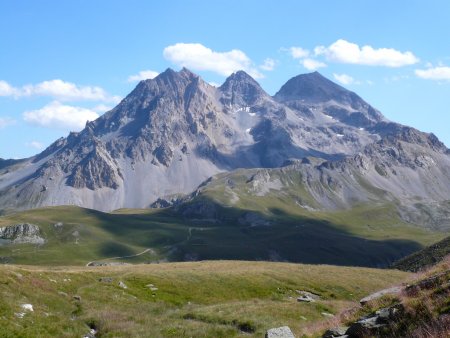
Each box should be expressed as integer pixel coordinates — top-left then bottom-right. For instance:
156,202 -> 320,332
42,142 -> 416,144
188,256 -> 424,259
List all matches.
0,223 -> 45,244
0,69 -> 448,218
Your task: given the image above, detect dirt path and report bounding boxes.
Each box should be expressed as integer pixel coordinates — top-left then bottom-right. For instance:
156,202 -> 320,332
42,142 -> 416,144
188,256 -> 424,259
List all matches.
86,248 -> 153,267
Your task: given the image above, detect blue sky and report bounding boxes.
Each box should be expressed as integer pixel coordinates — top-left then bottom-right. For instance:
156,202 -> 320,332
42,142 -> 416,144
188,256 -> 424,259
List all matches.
1,0 -> 450,158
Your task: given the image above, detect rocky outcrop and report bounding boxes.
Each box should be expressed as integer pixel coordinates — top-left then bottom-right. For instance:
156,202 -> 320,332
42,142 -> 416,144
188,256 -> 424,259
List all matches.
322,267 -> 450,338
296,290 -> 321,303
322,327 -> 348,338
345,304 -> 404,337
0,223 -> 45,244
359,286 -> 402,305
265,326 -> 295,338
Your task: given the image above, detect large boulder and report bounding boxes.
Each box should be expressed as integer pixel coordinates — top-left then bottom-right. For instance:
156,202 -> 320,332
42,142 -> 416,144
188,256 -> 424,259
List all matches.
345,304 -> 403,337
322,326 -> 349,338
359,286 -> 402,305
266,326 -> 295,338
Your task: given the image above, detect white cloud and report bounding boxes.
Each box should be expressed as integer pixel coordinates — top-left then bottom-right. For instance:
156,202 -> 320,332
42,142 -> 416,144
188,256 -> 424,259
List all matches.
302,58 -> 327,71
26,141 -> 44,150
333,73 -> 355,85
127,70 -> 159,82
289,47 -> 310,59
23,101 -> 99,131
92,104 -> 113,113
21,79 -> 118,102
0,79 -> 119,102
315,39 -> 419,67
260,58 -> 276,71
415,66 -> 450,80
0,117 -> 16,128
0,81 -> 18,96
208,81 -> 220,87
163,43 -> 263,78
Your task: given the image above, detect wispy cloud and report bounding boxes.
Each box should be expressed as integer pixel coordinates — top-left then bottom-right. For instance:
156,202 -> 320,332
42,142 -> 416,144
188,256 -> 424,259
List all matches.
0,81 -> 18,96
26,141 -> 44,150
23,101 -> 99,131
315,39 -> 419,67
127,70 -> 159,82
302,58 -> 327,71
288,47 -> 310,59
163,43 -> 263,78
260,58 -> 276,71
0,79 -> 120,102
415,66 -> 450,80
333,73 -> 356,85
208,81 -> 220,87
0,117 -> 16,129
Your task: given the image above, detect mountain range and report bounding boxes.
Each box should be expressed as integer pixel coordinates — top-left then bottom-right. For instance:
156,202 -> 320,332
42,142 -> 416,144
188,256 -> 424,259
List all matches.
0,68 -> 449,229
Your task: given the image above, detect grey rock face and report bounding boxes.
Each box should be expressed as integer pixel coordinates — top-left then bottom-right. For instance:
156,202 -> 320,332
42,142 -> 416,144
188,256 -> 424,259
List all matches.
322,327 -> 349,338
359,286 -> 402,305
0,68 -> 448,218
345,304 -> 404,337
265,326 -> 295,338
0,223 -> 45,244
274,71 -> 384,126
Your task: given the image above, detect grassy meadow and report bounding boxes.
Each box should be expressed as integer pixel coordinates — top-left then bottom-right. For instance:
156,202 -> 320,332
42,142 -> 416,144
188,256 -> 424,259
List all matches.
0,261 -> 410,337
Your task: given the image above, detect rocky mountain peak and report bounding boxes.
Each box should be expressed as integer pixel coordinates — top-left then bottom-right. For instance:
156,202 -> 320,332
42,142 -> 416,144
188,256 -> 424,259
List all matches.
1,69 -> 448,215
274,71 -> 385,126
219,70 -> 269,107
274,71 -> 349,103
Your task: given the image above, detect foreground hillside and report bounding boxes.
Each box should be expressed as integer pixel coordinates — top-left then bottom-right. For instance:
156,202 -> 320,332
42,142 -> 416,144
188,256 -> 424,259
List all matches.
393,236 -> 450,272
0,205 -> 444,267
0,261 -> 409,338
320,256 -> 450,337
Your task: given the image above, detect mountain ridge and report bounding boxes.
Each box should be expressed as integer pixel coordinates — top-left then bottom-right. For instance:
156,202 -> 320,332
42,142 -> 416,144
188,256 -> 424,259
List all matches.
0,69 -> 448,226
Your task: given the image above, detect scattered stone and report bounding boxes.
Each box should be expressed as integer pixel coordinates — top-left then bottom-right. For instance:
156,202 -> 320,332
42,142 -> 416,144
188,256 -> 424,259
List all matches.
265,326 -> 295,338
118,281 -> 127,289
83,328 -> 97,338
53,222 -> 63,228
300,316 -> 307,321
322,327 -> 349,338
21,304 -> 33,312
15,312 -> 26,318
49,278 -> 57,283
405,270 -> 450,295
359,286 -> 402,305
321,312 -> 335,318
346,304 -> 403,337
73,295 -> 81,301
296,291 -> 320,303
297,294 -> 315,302
58,291 -> 68,297
99,277 -> 113,283
88,262 -> 130,267
146,283 -> 158,291
296,290 -> 321,300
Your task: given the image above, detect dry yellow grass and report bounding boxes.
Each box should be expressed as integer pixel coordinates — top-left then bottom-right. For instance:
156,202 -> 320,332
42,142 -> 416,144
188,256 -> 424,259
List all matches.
0,261 -> 410,337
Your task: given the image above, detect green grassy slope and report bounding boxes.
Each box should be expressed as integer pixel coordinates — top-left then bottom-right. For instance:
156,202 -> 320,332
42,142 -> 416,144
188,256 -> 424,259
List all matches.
392,236 -> 450,272
0,261 -> 410,338
0,200 -> 444,267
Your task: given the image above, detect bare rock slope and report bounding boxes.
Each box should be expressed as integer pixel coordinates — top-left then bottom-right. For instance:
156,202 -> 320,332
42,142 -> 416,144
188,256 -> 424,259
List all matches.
0,69 -> 448,219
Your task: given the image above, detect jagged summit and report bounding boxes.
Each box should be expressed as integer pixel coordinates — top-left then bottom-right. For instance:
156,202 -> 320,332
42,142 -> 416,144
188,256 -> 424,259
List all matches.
0,68 -> 448,215
219,70 -> 268,106
274,71 -> 385,126
274,71 -> 352,103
